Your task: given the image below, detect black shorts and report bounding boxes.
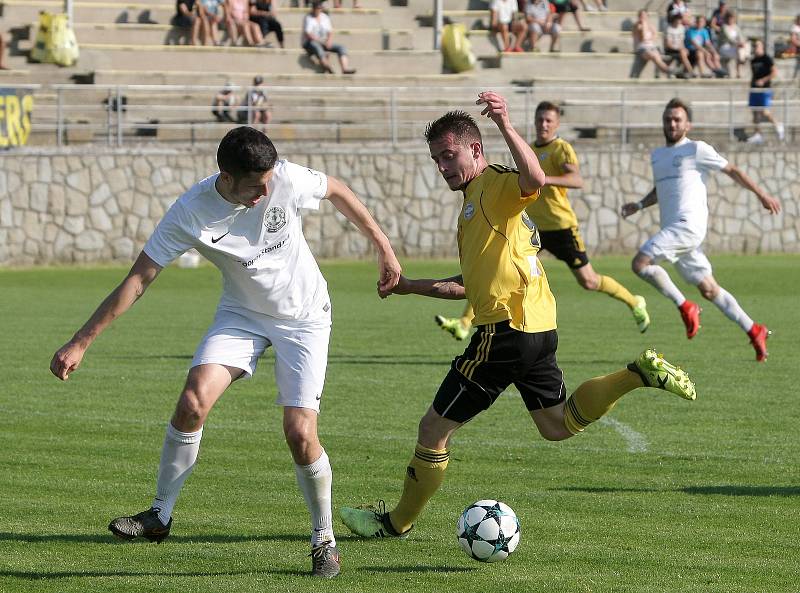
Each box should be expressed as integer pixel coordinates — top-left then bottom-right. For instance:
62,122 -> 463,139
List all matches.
433,322 -> 566,423
552,1 -> 576,14
539,227 -> 590,269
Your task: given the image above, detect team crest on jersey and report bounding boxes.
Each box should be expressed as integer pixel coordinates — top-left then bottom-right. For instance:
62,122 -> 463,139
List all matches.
672,155 -> 684,167
264,206 -> 287,232
464,202 -> 475,220
538,152 -> 548,161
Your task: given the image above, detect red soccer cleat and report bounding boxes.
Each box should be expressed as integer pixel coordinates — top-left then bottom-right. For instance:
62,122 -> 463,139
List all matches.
748,323 -> 770,362
678,300 -> 701,339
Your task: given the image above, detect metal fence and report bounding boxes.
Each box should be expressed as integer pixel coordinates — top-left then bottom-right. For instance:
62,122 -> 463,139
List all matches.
13,83 -> 800,148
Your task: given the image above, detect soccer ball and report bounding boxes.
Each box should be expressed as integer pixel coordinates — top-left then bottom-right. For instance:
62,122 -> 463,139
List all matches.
456,500 -> 520,563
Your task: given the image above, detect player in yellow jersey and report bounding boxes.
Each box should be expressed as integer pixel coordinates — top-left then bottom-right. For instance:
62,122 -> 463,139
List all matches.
435,101 -> 650,341
339,91 -> 696,539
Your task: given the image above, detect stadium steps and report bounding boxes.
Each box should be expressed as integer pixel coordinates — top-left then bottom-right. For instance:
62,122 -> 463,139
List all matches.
70,43 -> 443,75
467,29 -> 639,54
65,22 -> 415,50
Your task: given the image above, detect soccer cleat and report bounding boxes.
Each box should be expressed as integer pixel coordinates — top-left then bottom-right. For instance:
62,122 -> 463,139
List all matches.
310,541 -> 341,578
631,295 -> 650,333
747,323 -> 770,362
678,300 -> 701,339
340,500 -> 412,539
108,508 -> 172,543
434,315 -> 469,341
629,349 -> 696,401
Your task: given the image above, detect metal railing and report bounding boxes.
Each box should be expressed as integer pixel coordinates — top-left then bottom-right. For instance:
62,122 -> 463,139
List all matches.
12,83 -> 800,148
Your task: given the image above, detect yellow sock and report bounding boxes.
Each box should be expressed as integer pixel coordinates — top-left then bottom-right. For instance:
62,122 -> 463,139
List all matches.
597,275 -> 638,308
460,304 -> 474,329
390,444 -> 449,533
563,369 -> 644,434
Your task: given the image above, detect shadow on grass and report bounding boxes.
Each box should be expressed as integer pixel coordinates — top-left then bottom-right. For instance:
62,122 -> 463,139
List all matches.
361,565 -> 477,574
682,485 -> 800,497
0,532 -> 309,544
553,485 -> 800,497
0,569 -> 282,580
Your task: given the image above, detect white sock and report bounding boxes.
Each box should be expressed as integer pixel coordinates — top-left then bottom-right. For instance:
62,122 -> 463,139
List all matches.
637,265 -> 686,306
294,449 -> 335,548
711,287 -> 754,332
152,423 -> 203,525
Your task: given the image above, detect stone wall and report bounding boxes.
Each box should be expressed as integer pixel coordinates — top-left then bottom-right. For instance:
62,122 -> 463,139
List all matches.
0,145 -> 797,265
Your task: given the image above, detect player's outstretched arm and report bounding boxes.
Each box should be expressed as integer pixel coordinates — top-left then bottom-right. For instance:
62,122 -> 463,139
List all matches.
379,274 -> 465,300
49,251 -> 163,381
475,90 -> 545,195
621,188 -> 657,218
324,176 -> 402,294
722,164 -> 781,214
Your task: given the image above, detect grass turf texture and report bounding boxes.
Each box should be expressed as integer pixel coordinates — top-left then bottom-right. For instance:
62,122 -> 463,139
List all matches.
1,255 -> 798,593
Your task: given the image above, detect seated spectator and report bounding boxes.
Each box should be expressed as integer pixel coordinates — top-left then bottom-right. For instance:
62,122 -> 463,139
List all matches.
302,1 -> 356,74
199,0 -> 224,45
686,15 -> 725,77
666,0 -> 691,26
551,0 -> 590,33
212,82 -> 239,122
237,76 -> 271,125
250,0 -> 284,48
225,0 -> 261,46
787,14 -> 800,57
490,0 -> 518,52
718,11 -> 749,78
172,0 -> 201,45
708,0 -> 728,40
511,0 -> 560,52
664,13 -> 693,77
631,9 -> 673,77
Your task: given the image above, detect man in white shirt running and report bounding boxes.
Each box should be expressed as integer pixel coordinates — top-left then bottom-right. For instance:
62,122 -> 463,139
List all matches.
622,98 -> 781,361
49,126 -> 402,577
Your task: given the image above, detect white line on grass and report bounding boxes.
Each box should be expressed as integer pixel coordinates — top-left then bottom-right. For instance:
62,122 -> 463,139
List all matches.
598,417 -> 648,453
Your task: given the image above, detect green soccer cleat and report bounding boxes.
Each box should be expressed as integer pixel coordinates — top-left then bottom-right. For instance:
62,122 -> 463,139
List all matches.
629,349 -> 696,401
631,295 -> 651,333
435,315 -> 469,341
340,501 -> 412,539
108,508 -> 172,543
310,541 -> 341,578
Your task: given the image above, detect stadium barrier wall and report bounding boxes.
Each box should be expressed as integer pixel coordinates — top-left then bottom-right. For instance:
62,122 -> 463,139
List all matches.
0,145 -> 797,265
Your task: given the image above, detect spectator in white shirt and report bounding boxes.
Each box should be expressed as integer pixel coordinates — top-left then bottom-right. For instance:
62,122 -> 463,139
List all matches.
302,1 -> 356,74
490,0 -> 518,52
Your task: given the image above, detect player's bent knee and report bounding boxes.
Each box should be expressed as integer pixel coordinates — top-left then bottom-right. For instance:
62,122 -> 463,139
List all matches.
174,390 -> 209,429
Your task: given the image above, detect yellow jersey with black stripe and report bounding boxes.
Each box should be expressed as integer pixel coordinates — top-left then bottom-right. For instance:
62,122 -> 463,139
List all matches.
526,137 -> 579,231
457,164 -> 557,333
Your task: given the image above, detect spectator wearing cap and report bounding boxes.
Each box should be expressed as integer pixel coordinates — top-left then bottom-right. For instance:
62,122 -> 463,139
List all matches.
302,1 -> 356,74
250,0 -> 285,48
238,76 -> 271,125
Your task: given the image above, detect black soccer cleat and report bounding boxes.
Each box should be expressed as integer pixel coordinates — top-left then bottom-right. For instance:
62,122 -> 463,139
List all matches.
108,508 -> 172,543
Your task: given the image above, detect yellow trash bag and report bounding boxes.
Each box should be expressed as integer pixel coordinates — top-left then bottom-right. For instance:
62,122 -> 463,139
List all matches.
30,12 -> 79,67
441,23 -> 476,73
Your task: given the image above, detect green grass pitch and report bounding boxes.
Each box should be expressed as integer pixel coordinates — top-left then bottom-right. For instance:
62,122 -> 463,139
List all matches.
1,255 -> 798,593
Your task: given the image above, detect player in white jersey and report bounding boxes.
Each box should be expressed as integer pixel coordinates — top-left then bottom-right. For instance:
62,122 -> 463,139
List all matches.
49,127 -> 402,577
622,98 -> 781,361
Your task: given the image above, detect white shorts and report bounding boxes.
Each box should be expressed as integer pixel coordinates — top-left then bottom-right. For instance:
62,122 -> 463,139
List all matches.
639,225 -> 712,286
192,306 -> 332,412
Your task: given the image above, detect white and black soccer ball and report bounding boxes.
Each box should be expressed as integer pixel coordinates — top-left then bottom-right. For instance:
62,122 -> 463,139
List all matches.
456,499 -> 521,563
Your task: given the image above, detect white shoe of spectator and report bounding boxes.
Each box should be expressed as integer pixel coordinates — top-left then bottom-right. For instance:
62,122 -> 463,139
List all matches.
776,123 -> 785,141
746,132 -> 764,144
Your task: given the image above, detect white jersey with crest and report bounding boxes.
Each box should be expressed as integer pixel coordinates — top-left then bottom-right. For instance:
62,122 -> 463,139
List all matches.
650,137 -> 728,239
143,160 -> 329,320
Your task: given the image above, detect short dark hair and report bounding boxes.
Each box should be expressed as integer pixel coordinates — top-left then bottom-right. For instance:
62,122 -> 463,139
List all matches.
535,101 -> 561,117
424,110 -> 482,146
664,97 -> 692,121
217,126 -> 278,178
